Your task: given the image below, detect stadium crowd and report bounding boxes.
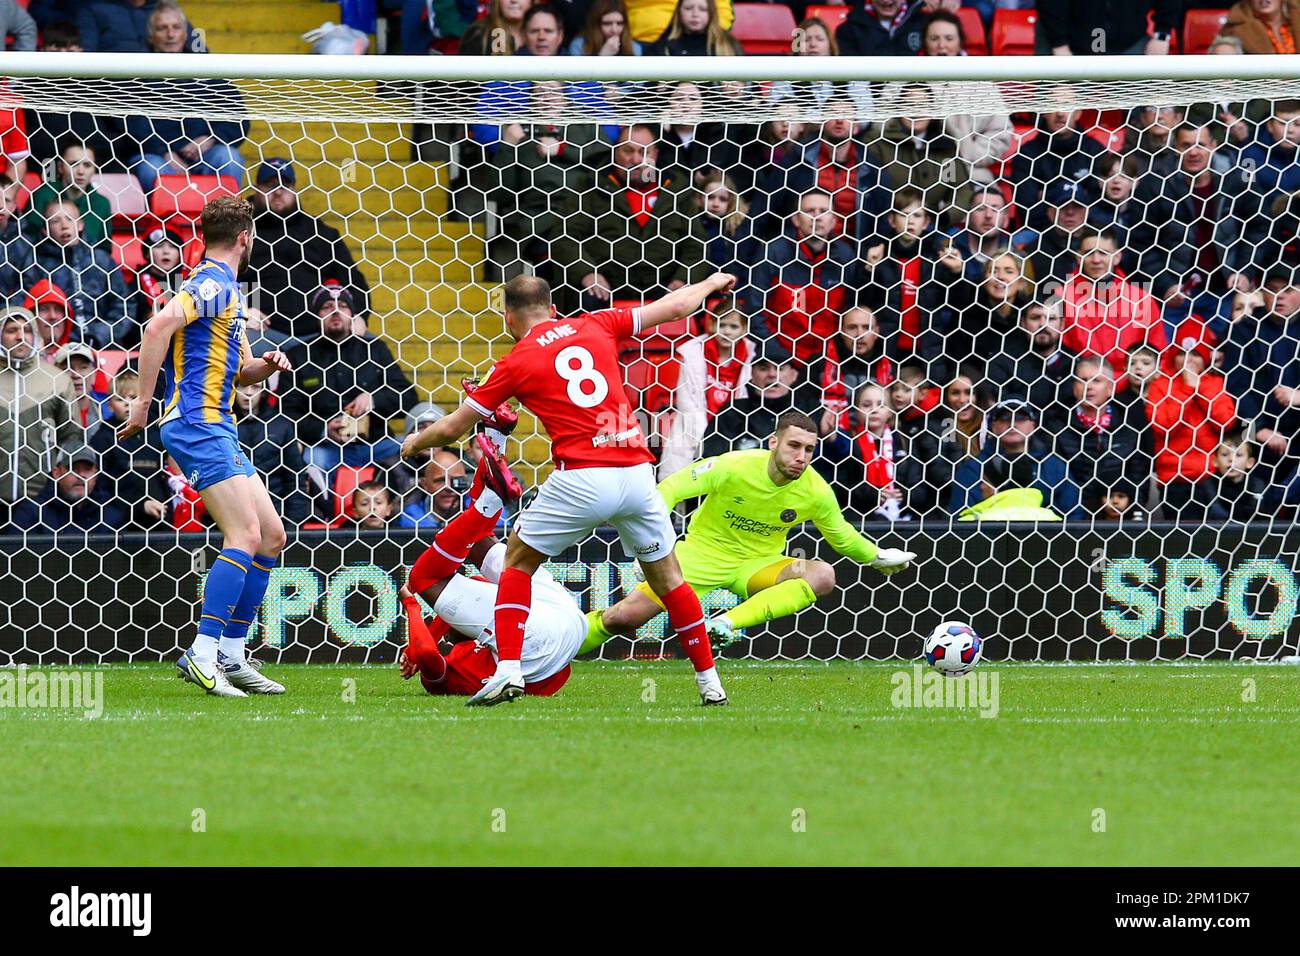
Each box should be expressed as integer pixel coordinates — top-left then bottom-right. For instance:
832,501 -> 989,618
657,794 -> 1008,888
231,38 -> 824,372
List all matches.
2,0 -> 1300,534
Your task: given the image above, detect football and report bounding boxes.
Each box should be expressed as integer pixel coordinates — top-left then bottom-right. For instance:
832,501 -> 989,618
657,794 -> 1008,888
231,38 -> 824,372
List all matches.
924,622 -> 983,677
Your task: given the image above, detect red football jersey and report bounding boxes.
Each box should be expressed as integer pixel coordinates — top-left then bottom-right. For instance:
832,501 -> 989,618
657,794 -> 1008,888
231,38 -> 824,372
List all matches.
465,308 -> 654,469
419,637 -> 570,698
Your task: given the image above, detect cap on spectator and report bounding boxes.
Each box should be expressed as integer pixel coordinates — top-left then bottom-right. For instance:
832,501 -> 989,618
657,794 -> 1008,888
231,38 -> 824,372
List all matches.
309,279 -> 356,316
1170,317 -> 1215,368
144,224 -> 184,248
989,399 -> 1039,423
1265,262 -> 1300,289
256,157 -> 297,187
54,342 -> 95,367
405,401 -> 446,437
59,446 -> 97,470
1046,179 -> 1090,207
23,278 -> 69,313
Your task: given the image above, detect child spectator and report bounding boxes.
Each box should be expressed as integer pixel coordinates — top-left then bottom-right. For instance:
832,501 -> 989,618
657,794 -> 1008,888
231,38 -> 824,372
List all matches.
1099,482 -> 1144,521
860,188 -> 965,370
1089,153 -> 1143,275
659,306 -> 754,476
25,199 -> 132,348
163,455 -> 210,532
649,0 -> 742,56
0,175 -> 34,302
26,139 -> 112,248
822,382 -> 912,520
887,361 -> 941,441
749,188 -> 861,365
1120,344 -> 1161,407
570,0 -> 643,55
1059,227 -> 1168,376
129,224 -> 185,334
353,480 -> 396,530
1147,319 -> 1238,519
1191,433 -> 1265,523
698,170 -> 755,296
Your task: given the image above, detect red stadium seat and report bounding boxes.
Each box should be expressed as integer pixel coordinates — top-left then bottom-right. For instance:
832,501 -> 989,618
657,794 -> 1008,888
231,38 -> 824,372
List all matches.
333,465 -> 376,521
731,3 -> 798,55
1182,8 -> 1229,55
95,173 -> 148,224
990,8 -> 1036,56
621,351 -> 680,419
805,4 -> 848,32
148,173 -> 240,224
957,7 -> 987,56
94,349 -> 138,380
110,233 -> 145,272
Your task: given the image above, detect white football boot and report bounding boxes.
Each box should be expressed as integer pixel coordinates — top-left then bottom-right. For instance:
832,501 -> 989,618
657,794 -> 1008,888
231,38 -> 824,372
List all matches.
466,670 -> 526,707
218,651 -> 286,695
176,649 -> 247,698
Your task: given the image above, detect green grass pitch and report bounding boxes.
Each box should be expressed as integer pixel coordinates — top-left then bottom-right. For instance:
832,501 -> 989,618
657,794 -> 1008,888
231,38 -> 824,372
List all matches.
3,660 -> 1297,866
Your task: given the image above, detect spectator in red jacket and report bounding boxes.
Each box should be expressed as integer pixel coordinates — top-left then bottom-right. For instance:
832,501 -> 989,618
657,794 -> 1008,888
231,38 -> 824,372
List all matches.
1060,227 -> 1168,377
22,278 -> 74,362
130,224 -> 185,331
750,188 -> 861,366
1147,318 -> 1238,519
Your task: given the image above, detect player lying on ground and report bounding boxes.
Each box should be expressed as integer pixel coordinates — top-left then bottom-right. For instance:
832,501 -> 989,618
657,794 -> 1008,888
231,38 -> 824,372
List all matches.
118,197 -> 291,698
585,411 -> 917,649
397,446 -> 605,700
401,272 -> 739,707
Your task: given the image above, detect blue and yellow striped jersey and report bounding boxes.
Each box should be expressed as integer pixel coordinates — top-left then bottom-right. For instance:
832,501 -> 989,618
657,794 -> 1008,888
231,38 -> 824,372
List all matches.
160,259 -> 246,426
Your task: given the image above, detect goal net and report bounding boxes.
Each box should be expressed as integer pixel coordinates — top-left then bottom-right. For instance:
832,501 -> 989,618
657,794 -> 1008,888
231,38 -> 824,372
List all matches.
2,52 -> 1299,664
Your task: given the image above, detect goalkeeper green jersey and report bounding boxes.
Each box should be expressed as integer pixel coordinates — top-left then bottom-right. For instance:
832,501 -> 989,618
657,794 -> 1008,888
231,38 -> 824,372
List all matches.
657,450 -> 880,566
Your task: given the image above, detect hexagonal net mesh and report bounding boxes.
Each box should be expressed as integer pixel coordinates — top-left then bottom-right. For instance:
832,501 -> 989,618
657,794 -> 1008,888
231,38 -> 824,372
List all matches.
1,55 -> 1299,665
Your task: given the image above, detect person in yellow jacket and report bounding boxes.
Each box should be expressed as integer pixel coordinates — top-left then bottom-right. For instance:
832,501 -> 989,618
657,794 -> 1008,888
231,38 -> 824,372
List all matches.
627,0 -> 733,44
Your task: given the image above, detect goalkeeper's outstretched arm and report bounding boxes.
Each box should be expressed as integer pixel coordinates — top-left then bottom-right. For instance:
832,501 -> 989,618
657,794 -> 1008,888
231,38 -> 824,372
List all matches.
810,479 -> 915,575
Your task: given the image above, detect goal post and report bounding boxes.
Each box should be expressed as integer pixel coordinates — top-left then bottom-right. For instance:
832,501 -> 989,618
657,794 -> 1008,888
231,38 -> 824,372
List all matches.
1,52 -> 1299,664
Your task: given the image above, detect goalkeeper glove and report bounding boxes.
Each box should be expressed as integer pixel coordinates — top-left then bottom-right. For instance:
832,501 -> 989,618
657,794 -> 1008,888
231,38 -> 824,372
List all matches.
869,548 -> 916,576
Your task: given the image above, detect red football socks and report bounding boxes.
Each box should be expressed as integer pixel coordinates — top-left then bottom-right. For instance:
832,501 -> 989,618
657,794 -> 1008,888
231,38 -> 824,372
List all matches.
493,567 -> 532,662
408,505 -> 500,594
402,595 -> 450,686
661,582 -> 715,673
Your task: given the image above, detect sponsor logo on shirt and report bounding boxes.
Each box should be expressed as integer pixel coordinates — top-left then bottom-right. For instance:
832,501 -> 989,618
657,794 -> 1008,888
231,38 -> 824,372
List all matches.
722,510 -> 785,536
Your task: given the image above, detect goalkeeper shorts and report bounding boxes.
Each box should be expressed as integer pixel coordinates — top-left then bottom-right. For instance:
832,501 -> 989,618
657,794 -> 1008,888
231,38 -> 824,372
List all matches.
636,535 -> 796,608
